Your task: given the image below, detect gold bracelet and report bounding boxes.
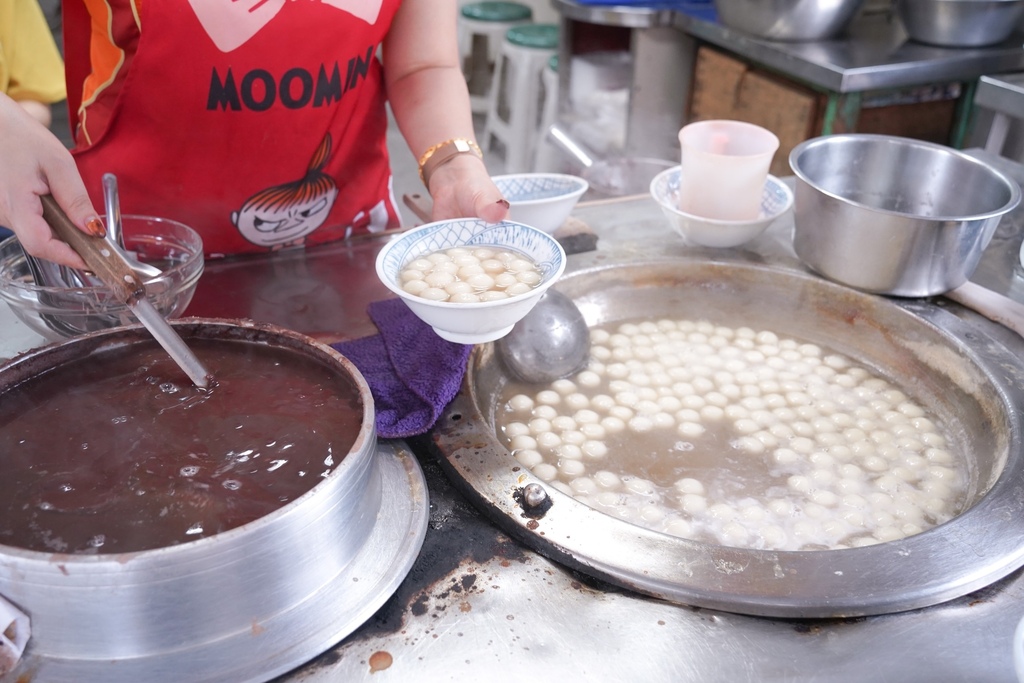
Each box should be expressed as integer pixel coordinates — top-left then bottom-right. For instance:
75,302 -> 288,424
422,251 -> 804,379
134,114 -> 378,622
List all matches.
418,137 -> 483,187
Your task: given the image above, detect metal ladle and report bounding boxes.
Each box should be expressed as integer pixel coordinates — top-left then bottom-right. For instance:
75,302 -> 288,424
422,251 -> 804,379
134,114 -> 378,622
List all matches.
495,289 -> 590,384
41,194 -> 211,387
21,176 -> 162,288
19,180 -> 166,336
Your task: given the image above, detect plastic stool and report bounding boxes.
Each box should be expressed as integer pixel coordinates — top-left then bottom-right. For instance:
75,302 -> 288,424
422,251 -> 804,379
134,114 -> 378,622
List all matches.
533,55 -> 562,172
457,2 -> 533,115
974,73 -> 1024,157
482,24 -> 560,174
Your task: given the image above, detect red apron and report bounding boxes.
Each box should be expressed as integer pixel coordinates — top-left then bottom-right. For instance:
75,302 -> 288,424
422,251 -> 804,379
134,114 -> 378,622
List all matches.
68,0 -> 402,258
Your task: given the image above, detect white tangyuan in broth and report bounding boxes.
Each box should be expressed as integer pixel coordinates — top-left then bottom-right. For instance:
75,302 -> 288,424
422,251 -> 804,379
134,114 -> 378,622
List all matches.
399,246 -> 543,303
495,318 -> 967,552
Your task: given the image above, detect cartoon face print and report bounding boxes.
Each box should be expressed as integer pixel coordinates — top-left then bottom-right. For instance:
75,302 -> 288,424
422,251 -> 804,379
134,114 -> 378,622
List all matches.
232,181 -> 338,248
232,135 -> 339,249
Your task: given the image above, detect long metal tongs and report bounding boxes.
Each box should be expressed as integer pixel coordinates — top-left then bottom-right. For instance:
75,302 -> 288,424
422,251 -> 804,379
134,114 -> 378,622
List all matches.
40,195 -> 211,388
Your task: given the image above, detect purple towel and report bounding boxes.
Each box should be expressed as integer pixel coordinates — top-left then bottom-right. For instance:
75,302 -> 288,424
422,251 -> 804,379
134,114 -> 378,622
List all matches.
332,298 -> 471,439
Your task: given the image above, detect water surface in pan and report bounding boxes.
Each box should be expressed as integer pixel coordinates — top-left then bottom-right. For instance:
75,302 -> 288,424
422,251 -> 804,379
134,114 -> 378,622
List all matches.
0,339 -> 363,554
496,317 -> 966,552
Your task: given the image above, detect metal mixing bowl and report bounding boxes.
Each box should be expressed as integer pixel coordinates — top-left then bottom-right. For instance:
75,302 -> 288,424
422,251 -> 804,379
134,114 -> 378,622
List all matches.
789,134 -> 1021,297
896,0 -> 1024,47
714,0 -> 867,41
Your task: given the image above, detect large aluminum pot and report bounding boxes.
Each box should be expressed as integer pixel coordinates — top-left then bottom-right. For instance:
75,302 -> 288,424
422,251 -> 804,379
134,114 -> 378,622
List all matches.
790,134 -> 1021,297
714,0 -> 866,41
896,0 -> 1024,47
0,320 -> 425,683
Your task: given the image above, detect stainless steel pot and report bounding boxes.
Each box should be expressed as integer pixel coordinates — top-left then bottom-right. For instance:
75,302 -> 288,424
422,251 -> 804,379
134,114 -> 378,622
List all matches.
0,320 -> 429,683
896,0 -> 1024,47
714,0 -> 867,41
790,134 -> 1022,297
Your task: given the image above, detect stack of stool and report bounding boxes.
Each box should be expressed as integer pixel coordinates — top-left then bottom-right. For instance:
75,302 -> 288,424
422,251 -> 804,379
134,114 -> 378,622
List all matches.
457,2 -> 533,115
481,23 -> 560,174
532,54 -> 562,172
973,73 -> 1024,158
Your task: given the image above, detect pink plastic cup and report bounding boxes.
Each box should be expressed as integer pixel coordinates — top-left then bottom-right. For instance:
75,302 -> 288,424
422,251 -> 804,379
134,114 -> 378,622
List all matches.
677,120 -> 780,221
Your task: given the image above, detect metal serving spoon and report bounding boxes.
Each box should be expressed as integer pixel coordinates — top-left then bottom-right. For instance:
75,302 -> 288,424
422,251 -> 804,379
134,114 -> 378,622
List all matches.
41,195 -> 211,387
21,176 -> 162,289
102,173 -> 163,281
495,289 -> 590,384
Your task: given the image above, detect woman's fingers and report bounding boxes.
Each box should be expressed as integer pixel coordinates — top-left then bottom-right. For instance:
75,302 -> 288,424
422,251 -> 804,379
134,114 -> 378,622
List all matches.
0,94 -> 97,269
428,154 -> 508,223
476,197 -> 510,224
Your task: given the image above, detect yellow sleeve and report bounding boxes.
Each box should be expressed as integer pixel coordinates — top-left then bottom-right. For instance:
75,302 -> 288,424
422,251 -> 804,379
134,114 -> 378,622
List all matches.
0,0 -> 67,104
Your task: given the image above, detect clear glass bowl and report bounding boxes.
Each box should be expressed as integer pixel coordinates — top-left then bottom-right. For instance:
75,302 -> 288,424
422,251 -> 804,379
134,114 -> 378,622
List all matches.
0,215 -> 204,341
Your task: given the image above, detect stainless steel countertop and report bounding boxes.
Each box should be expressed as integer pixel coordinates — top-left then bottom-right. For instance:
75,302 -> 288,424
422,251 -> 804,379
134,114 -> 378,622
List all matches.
553,0 -> 1024,92
3,151 -> 1024,681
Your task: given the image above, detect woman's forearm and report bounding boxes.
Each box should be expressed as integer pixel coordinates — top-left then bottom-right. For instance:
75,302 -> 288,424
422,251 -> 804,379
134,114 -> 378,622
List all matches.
383,0 -> 479,160
382,0 -> 507,223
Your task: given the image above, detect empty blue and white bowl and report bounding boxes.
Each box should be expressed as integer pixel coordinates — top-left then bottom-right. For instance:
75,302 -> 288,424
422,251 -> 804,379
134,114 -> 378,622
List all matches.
376,218 -> 567,344
650,166 -> 793,248
493,173 -> 589,233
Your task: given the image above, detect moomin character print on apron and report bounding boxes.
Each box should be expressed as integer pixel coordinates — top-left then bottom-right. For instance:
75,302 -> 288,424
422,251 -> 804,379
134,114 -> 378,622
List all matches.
71,0 -> 402,257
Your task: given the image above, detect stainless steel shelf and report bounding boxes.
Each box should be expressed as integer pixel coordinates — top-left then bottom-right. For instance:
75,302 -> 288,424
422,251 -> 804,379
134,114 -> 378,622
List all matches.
675,10 -> 1024,93
976,72 -> 1024,116
553,0 -> 1024,93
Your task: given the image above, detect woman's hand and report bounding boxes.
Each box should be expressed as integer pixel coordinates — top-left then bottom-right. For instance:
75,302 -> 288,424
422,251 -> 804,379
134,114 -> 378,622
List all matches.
427,154 -> 509,223
0,94 -> 95,269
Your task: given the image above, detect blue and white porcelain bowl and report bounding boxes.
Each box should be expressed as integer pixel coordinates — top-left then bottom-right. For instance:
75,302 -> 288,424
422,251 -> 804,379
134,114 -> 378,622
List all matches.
492,173 -> 589,233
376,218 -> 567,344
650,166 -> 793,248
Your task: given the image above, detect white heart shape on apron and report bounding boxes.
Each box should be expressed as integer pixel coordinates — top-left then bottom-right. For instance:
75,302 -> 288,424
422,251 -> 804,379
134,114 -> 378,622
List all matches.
188,0 -> 286,53
189,0 -> 384,53
322,0 -> 384,25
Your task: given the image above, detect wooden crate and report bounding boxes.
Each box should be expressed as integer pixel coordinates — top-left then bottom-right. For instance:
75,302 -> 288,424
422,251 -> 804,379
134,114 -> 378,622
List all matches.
687,46 -> 959,175
848,99 -> 957,145
688,47 -> 823,176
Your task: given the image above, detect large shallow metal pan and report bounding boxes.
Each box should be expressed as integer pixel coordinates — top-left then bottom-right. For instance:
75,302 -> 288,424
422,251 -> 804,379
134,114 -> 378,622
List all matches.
431,248 -> 1024,618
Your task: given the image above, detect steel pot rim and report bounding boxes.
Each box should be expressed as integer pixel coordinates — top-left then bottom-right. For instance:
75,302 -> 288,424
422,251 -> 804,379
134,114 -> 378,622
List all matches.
789,134 -> 1023,222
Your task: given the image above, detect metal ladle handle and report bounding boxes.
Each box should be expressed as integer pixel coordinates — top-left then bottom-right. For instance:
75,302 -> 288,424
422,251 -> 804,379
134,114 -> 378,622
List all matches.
945,281 -> 1024,341
40,195 -> 144,305
102,173 -> 124,248
40,194 -> 211,388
